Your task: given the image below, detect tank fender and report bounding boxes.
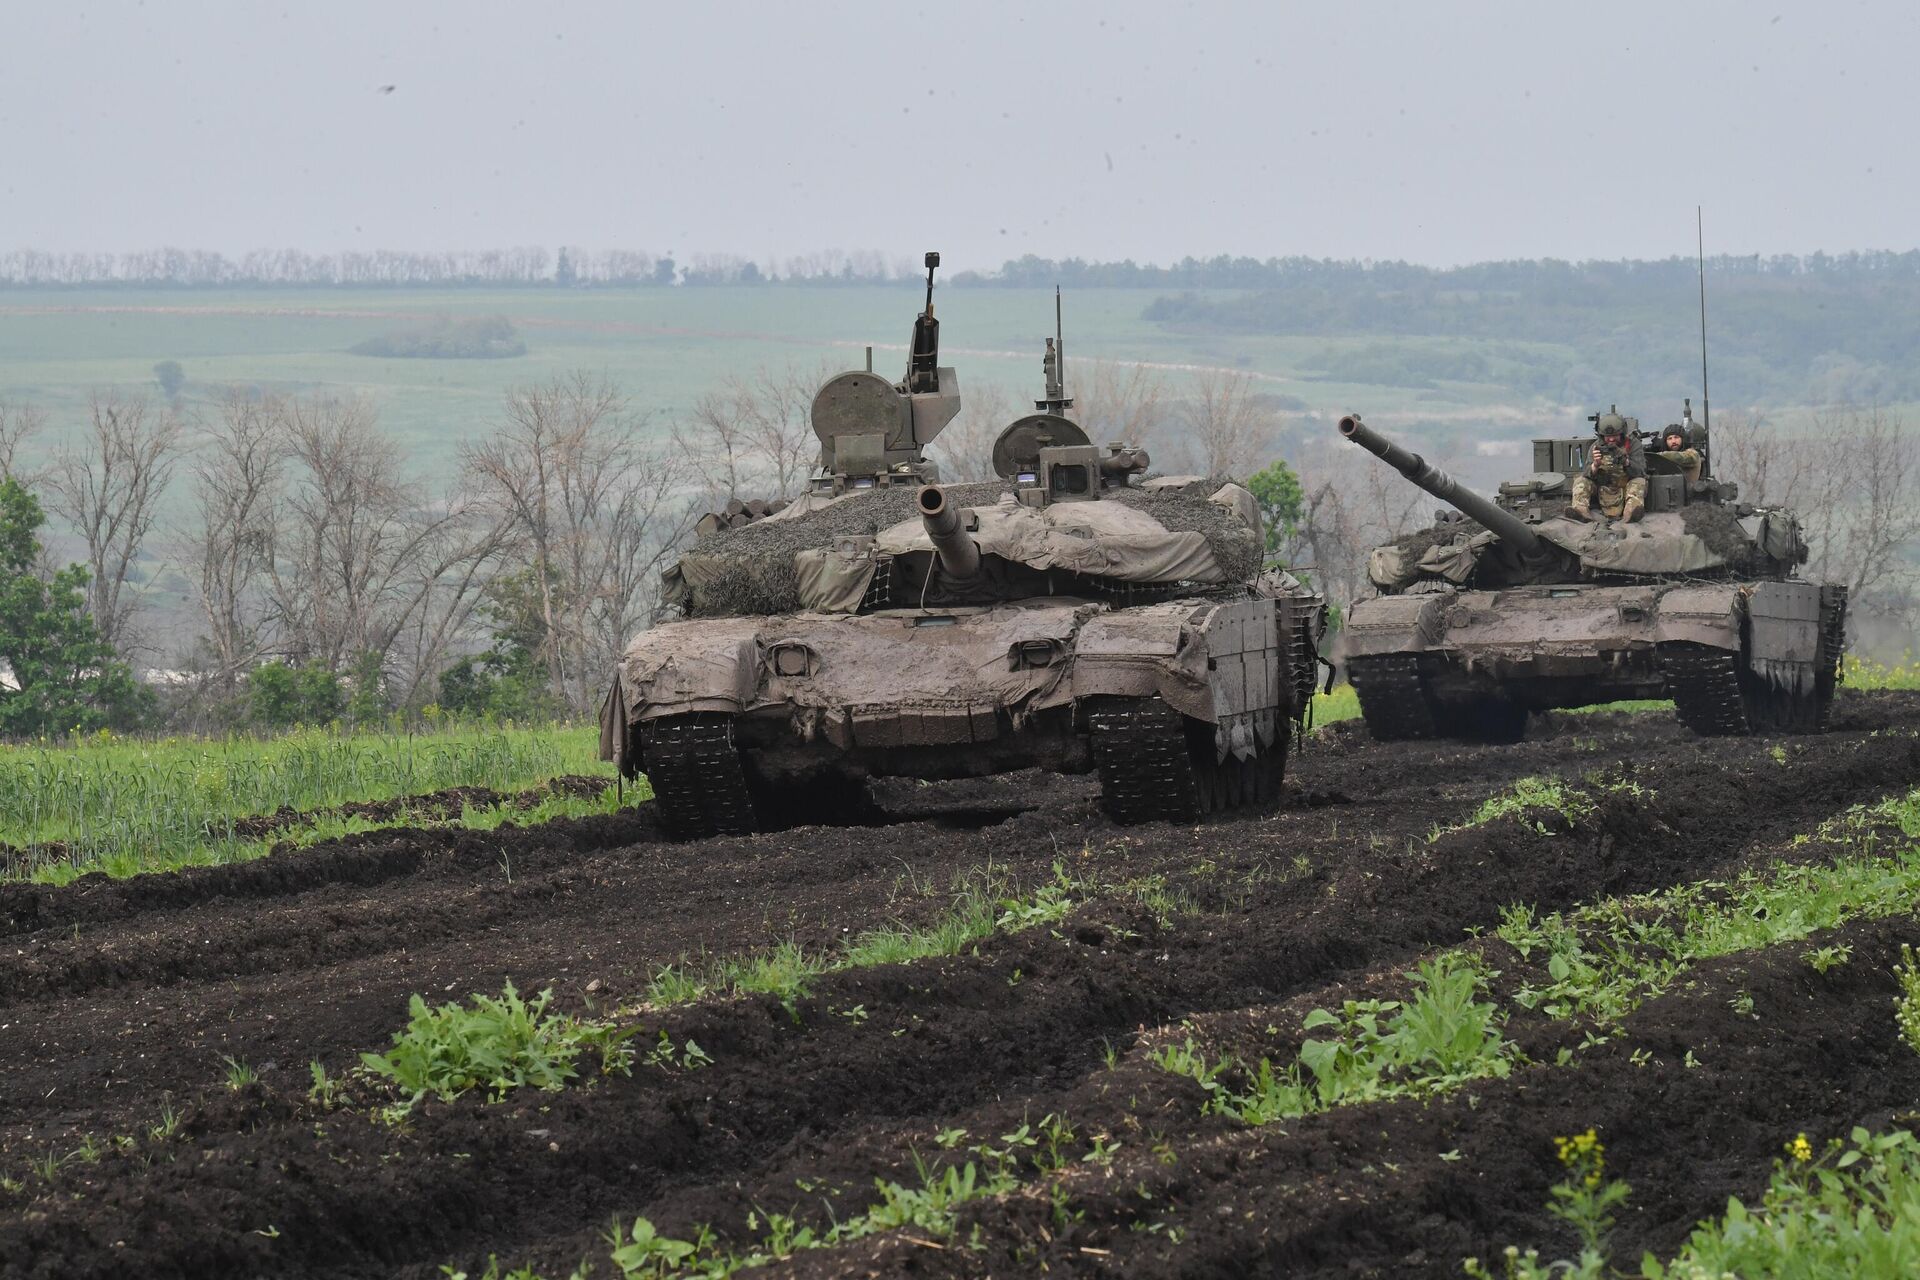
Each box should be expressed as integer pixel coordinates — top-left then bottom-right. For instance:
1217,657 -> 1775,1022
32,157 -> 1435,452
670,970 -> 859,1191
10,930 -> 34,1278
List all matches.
619,632 -> 758,718
1072,604 -> 1211,721
1343,593 -> 1448,658
1653,585 -> 1742,650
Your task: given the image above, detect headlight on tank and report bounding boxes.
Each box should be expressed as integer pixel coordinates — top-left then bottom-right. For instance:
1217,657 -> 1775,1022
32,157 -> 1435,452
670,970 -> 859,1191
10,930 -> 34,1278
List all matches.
768,642 -> 819,678
1009,638 -> 1062,670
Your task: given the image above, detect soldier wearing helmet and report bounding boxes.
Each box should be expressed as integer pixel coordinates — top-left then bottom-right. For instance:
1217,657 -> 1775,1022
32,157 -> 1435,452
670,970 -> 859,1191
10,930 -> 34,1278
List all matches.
1654,422 -> 1703,485
1567,407 -> 1647,523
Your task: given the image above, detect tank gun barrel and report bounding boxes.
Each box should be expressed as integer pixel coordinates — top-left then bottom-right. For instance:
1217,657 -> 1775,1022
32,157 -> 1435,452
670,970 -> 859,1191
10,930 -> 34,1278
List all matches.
1338,414 -> 1541,553
917,485 -> 981,580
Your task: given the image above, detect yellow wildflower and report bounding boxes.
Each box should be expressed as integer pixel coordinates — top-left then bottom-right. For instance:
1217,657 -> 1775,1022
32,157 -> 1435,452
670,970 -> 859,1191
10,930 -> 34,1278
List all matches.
1787,1133 -> 1813,1163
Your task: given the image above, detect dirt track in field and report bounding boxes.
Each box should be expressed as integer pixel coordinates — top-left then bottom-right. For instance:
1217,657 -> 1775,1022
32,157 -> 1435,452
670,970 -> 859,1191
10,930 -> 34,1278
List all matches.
3,692 -> 1919,1279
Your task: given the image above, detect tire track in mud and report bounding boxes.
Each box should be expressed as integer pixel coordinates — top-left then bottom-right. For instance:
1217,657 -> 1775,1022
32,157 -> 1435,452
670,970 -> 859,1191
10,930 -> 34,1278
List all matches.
2,694 -> 1918,1279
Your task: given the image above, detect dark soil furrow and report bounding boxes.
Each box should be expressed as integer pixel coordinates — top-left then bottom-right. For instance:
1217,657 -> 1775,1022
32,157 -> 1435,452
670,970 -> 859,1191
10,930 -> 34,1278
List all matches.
1,691 -> 1916,1280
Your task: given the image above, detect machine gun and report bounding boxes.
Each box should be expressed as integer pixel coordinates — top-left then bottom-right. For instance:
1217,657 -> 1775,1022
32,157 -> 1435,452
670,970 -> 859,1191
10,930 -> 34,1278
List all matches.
808,250 -> 961,492
906,252 -> 941,395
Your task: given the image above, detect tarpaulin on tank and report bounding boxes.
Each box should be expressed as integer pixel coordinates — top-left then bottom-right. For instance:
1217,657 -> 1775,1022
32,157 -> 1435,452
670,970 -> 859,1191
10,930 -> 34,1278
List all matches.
1537,513 -> 1727,576
792,544 -> 880,613
873,495 -> 1226,584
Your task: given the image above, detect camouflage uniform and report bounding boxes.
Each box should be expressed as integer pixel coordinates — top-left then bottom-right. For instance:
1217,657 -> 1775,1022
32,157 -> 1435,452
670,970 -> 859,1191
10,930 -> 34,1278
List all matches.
1570,439 -> 1647,520
1655,444 -> 1702,484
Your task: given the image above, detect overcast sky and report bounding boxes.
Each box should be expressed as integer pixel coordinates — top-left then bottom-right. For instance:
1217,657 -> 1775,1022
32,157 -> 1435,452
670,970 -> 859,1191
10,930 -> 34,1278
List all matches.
4,1 -> 1912,271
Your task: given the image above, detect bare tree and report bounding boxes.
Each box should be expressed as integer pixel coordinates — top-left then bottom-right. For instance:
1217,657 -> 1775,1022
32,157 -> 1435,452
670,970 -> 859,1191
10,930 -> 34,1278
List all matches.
184,389 -> 286,689
263,394 -> 481,672
1175,369 -> 1280,477
1070,361 -> 1168,452
466,372 -> 695,713
673,360 -> 837,503
929,380 -> 1015,483
0,400 -> 45,482
674,388 -> 759,507
1714,405 -> 1920,615
44,392 -> 183,655
736,362 -> 827,498
379,494 -> 515,707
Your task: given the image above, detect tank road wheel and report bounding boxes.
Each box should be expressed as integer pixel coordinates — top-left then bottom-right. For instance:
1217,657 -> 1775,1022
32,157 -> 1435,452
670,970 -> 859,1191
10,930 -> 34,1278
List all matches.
1346,655 -> 1438,742
639,714 -> 759,840
1087,697 -> 1285,825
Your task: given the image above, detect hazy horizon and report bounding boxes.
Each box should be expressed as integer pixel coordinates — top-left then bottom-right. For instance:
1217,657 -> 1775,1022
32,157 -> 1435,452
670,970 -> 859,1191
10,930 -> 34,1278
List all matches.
6,1 -> 1915,271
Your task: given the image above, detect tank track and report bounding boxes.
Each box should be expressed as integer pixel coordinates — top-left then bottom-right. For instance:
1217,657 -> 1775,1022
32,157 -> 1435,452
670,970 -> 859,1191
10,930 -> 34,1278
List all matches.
1663,646 -> 1753,736
1816,585 -> 1849,731
1087,698 -> 1204,824
640,714 -> 759,839
1346,655 -> 1437,741
1287,617 -> 1320,722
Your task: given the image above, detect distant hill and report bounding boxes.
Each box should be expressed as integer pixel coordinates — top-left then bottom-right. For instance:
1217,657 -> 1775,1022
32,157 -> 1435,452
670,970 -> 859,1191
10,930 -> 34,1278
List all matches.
958,252 -> 1920,407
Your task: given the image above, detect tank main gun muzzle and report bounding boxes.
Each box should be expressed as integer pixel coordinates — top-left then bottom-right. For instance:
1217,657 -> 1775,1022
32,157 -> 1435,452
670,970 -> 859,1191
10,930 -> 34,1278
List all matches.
917,485 -> 982,580
1337,413 -> 1542,553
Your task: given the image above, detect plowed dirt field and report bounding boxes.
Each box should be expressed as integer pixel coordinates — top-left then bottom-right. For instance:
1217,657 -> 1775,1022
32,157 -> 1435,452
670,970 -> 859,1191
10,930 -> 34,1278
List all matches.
5,693 -> 1920,1279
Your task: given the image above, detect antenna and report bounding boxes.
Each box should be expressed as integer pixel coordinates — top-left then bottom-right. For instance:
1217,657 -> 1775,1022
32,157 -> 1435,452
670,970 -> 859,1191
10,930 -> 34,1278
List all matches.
1037,286 -> 1074,415
1697,206 -> 1710,433
1055,286 -> 1065,395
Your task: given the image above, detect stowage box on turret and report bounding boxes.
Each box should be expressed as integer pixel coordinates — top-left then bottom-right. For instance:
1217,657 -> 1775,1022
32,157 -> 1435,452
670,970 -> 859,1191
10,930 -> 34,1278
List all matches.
597,258 -> 1327,837
1337,406 -> 1846,742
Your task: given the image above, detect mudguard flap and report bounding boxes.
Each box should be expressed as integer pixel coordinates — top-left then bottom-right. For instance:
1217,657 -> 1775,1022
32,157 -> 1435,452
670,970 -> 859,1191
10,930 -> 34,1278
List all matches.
1747,580 -> 1822,665
1344,594 -> 1447,657
1654,585 -> 1741,649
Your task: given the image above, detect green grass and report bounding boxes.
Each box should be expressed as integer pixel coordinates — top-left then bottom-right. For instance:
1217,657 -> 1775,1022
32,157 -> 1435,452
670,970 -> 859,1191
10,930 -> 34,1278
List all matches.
0,720 -> 616,883
359,981 -> 639,1118
637,865 -> 1087,1017
1847,654 -> 1920,690
1310,683 -> 1360,726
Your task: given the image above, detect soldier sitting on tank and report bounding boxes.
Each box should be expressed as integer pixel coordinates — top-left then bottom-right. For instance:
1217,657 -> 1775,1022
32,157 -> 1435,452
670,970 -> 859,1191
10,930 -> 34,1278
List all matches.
1652,424 -> 1703,485
1568,412 -> 1647,523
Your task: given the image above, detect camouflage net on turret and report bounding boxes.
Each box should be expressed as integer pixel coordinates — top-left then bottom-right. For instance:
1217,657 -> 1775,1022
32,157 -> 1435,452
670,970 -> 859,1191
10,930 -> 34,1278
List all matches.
1679,501 -> 1761,573
674,479 -> 1261,618
1383,517 -> 1488,562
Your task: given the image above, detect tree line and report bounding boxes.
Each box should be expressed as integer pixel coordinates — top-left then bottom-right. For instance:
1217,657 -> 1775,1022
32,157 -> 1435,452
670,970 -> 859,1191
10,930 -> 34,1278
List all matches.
0,247 -> 923,289
0,359 -> 1913,738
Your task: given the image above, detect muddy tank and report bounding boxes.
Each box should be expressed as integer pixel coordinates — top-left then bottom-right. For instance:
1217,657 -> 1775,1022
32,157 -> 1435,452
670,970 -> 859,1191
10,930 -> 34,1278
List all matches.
1337,408 -> 1847,742
598,269 -> 1327,836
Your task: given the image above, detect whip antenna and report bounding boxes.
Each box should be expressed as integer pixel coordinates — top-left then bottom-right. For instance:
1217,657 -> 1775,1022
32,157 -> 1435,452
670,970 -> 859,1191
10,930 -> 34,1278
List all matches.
1697,206 -> 1710,432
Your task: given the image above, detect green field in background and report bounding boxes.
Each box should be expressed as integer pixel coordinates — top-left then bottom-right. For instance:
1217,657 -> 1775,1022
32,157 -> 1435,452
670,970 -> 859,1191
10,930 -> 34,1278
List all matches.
0,285 -> 1560,476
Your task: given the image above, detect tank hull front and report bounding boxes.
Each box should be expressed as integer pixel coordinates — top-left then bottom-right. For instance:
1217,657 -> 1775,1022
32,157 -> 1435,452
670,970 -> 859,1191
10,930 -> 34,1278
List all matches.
603,593 -> 1307,784
1344,579 -> 1844,739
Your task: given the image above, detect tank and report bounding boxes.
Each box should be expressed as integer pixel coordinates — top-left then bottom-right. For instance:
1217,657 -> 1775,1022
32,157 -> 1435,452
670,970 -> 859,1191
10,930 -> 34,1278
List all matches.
1337,408 -> 1848,742
598,259 -> 1328,837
